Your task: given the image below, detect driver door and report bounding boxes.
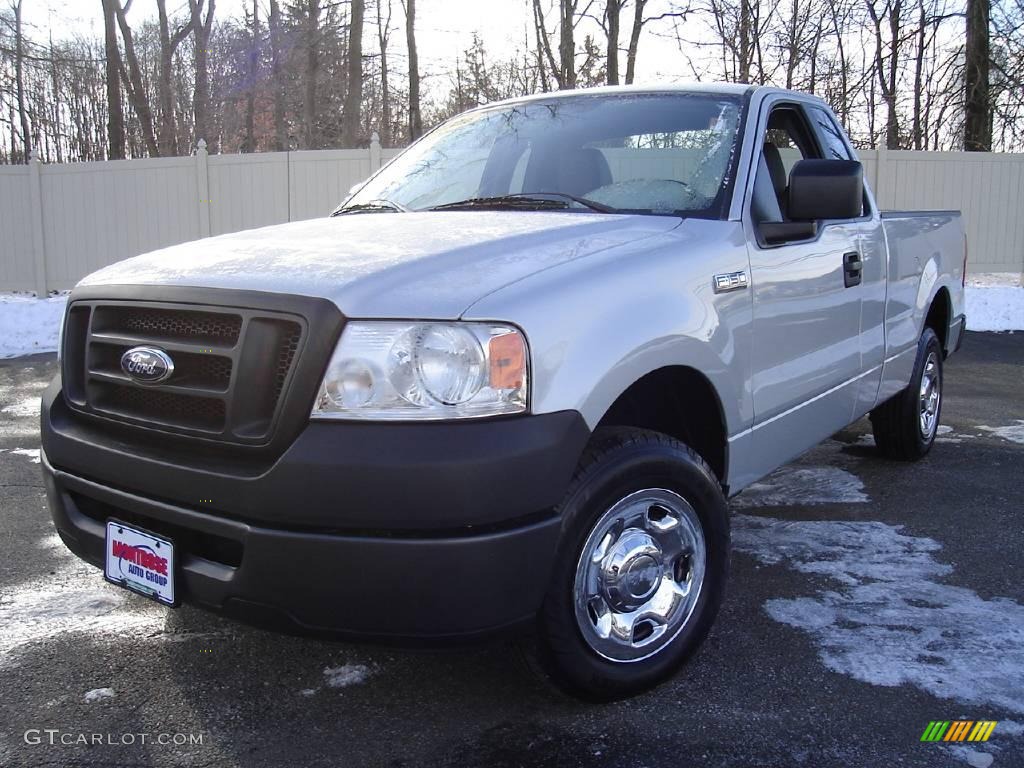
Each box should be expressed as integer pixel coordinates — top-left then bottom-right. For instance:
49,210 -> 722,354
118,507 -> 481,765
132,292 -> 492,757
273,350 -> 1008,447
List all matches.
743,101 -> 865,478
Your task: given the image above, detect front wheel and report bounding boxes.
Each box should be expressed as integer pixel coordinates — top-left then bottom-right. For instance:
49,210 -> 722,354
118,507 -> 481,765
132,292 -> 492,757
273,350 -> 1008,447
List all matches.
534,428 -> 729,700
870,327 -> 943,460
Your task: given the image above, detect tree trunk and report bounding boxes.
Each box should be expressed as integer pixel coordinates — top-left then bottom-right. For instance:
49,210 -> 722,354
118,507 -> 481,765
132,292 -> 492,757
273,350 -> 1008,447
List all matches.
964,0 -> 991,151
157,0 -> 190,156
912,0 -> 926,149
738,0 -> 751,83
342,0 -> 365,146
558,0 -> 576,88
606,0 -> 620,85
115,2 -> 159,156
13,0 -> 32,161
624,0 -> 645,84
101,0 -> 126,159
303,0 -> 320,149
377,0 -> 393,145
886,0 -> 901,148
189,0 -> 216,152
268,0 -> 288,150
244,0 -> 258,152
404,0 -> 422,139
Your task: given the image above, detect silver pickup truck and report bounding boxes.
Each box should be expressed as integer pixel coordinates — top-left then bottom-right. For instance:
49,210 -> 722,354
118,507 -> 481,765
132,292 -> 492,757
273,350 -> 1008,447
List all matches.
42,84 -> 966,700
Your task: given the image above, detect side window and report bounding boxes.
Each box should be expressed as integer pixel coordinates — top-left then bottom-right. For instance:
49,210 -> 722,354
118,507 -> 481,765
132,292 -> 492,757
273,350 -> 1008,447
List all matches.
753,106 -> 822,221
808,106 -> 853,161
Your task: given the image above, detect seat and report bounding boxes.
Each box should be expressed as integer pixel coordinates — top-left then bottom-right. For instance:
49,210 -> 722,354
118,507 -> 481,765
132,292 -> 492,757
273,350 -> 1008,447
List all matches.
554,148 -> 613,197
762,142 -> 788,217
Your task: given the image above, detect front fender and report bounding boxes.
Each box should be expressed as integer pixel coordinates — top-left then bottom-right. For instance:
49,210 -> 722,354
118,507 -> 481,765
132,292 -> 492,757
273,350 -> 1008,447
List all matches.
463,219 -> 754,440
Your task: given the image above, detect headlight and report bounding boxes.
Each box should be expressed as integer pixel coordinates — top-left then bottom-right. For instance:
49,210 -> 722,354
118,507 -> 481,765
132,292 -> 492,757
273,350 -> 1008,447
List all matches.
312,321 -> 528,420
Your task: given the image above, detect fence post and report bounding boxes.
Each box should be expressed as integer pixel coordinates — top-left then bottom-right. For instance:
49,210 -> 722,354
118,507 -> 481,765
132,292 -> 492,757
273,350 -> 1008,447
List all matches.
370,131 -> 382,171
874,147 -> 888,208
195,138 -> 212,237
28,149 -> 49,298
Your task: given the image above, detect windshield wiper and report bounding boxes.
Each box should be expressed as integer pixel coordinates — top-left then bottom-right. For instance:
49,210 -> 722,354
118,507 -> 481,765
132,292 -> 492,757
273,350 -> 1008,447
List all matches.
332,198 -> 409,215
429,193 -> 615,213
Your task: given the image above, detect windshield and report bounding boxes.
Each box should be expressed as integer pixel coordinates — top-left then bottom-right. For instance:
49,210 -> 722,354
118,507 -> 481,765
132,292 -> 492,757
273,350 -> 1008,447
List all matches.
341,92 -> 745,217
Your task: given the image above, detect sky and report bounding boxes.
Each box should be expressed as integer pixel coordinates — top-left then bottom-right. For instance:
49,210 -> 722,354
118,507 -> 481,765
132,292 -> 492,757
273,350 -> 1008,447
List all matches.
21,0 -> 699,94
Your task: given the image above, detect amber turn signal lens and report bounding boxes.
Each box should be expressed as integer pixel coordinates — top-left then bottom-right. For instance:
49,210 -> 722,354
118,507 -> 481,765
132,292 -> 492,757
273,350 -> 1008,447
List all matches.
489,332 -> 526,389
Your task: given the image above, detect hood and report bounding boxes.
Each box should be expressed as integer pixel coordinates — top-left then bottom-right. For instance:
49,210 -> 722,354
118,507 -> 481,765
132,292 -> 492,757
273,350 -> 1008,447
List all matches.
78,212 -> 681,318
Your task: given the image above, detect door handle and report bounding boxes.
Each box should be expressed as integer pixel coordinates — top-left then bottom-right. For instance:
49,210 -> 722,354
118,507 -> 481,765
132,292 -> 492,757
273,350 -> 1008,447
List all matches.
843,251 -> 862,288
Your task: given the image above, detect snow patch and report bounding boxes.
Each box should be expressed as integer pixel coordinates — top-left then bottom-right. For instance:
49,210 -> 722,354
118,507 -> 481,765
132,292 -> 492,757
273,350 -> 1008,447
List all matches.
83,688 -> 115,703
9,448 -> 40,464
1,397 -> 41,418
0,293 -> 67,358
731,466 -> 868,508
0,551 -> 165,668
733,515 -> 1024,714
299,688 -> 318,697
965,285 -> 1024,332
999,721 -> 1024,736
323,663 -> 371,688
944,745 -> 995,768
978,421 -> 1024,445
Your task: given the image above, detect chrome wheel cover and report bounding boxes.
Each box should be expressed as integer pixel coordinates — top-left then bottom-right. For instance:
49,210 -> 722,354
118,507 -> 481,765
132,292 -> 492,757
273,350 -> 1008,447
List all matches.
573,488 -> 706,663
919,350 -> 941,440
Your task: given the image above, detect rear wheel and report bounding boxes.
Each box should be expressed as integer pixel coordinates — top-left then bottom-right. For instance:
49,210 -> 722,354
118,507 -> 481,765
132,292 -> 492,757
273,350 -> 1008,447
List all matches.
870,327 -> 943,460
534,428 -> 728,700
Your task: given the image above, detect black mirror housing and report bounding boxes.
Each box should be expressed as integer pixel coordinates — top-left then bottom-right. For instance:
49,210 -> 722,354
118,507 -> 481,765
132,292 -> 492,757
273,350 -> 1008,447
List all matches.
788,159 -> 863,221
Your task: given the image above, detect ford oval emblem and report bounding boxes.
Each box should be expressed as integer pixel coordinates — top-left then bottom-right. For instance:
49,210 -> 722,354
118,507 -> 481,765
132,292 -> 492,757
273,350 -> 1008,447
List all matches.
120,346 -> 175,384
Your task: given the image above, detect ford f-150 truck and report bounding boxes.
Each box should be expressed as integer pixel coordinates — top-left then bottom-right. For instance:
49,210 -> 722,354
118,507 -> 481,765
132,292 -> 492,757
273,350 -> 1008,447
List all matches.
42,84 -> 966,700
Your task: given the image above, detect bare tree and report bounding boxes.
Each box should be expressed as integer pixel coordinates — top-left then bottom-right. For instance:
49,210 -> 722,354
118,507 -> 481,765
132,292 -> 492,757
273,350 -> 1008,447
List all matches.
866,0 -> 903,148
12,0 -> 30,160
100,0 -> 125,159
267,0 -> 287,150
342,0 -> 364,146
301,0 -> 320,149
243,0 -> 259,152
156,0 -> 192,155
376,0 -> 393,145
533,0 -> 587,89
114,1 -> 158,156
401,0 -> 421,139
964,0 -> 990,150
188,0 -> 216,150
605,0 -> 622,84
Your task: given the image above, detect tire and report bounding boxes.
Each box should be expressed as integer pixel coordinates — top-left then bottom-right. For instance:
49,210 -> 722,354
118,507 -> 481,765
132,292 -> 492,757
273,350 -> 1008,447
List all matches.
870,327 -> 943,460
534,427 -> 729,701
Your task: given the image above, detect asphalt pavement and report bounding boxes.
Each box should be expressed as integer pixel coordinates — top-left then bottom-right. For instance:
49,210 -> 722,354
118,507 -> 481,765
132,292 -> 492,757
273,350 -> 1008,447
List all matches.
0,332 -> 1021,768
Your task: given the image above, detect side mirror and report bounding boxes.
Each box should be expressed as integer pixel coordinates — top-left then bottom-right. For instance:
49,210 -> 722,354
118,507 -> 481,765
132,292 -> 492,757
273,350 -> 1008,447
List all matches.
788,159 -> 863,221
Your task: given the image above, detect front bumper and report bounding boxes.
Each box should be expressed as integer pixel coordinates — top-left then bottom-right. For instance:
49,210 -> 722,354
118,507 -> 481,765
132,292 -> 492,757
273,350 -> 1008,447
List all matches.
42,380 -> 590,640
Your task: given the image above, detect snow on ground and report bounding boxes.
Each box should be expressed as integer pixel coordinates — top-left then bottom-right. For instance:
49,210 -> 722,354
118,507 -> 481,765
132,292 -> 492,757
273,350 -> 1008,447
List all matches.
943,745 -> 995,768
7,448 -> 40,463
966,273 -> 1023,332
731,466 -> 868,508
2,397 -> 41,418
977,421 -> 1024,445
0,552 -> 166,669
83,688 -> 115,703
323,663 -> 372,689
733,514 -> 1024,715
0,293 -> 67,358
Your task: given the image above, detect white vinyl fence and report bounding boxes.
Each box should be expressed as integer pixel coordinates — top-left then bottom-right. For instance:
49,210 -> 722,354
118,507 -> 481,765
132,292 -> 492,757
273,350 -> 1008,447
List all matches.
0,141 -> 1021,295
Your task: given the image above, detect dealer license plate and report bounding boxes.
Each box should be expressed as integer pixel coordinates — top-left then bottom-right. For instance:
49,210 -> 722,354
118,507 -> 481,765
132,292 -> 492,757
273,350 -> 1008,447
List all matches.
104,520 -> 176,606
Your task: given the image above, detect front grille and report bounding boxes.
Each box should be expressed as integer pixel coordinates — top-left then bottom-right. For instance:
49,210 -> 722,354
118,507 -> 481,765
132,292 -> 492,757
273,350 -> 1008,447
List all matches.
62,300 -> 306,445
94,306 -> 243,345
